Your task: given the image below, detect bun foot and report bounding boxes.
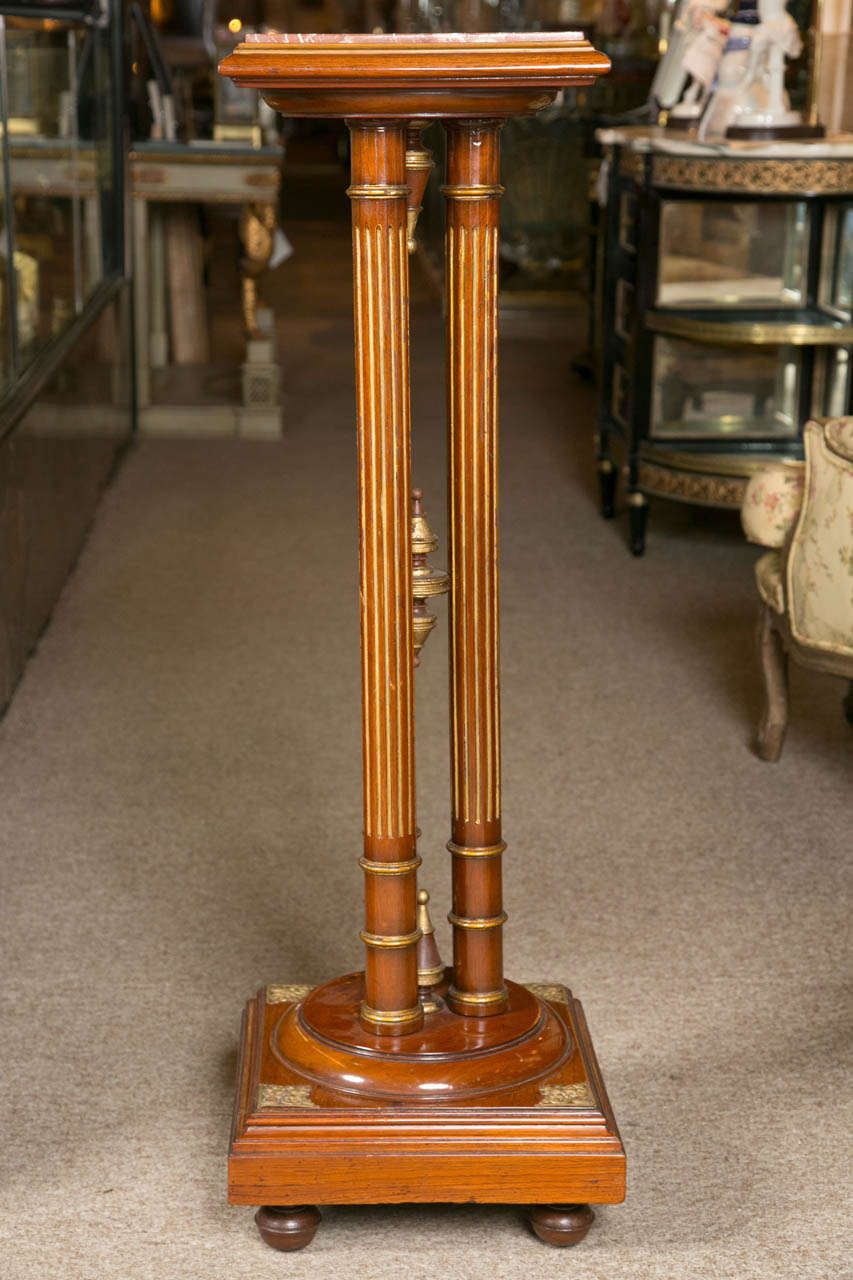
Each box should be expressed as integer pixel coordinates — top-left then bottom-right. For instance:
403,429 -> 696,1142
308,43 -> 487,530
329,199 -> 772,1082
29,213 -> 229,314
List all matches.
255,1205 -> 321,1251
529,1203 -> 595,1246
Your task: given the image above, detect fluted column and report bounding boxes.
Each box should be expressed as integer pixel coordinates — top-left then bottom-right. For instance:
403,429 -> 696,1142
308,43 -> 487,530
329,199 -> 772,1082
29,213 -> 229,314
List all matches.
442,120 -> 509,1018
348,121 -> 423,1037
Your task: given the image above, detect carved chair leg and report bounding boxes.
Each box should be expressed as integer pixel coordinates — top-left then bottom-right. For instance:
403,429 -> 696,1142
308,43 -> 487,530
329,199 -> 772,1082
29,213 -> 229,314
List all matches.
254,1205 -> 321,1251
755,604 -> 789,762
843,679 -> 853,728
529,1203 -> 595,1246
598,458 -> 617,519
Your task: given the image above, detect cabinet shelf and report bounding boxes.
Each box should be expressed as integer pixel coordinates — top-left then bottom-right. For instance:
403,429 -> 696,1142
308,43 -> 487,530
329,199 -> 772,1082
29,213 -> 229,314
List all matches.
646,309 -> 853,348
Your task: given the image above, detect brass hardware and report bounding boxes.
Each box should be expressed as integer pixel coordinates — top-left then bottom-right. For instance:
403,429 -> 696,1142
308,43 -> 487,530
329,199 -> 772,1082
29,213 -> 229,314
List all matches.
359,1002 -> 424,1027
359,855 -> 422,875
447,911 -> 508,930
258,1083 -> 317,1108
647,311 -> 853,347
447,840 -> 506,859
538,1082 -> 595,1108
411,488 -> 449,666
266,983 -> 312,1003
525,982 -> 569,1003
405,122 -> 435,253
627,491 -> 648,508
446,986 -> 508,1007
416,889 -> 445,1013
346,183 -> 410,199
360,928 -> 422,949
439,183 -> 506,200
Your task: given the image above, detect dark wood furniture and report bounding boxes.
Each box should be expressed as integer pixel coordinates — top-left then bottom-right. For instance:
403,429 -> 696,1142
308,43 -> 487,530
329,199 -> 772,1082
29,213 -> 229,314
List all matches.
219,32 -> 624,1250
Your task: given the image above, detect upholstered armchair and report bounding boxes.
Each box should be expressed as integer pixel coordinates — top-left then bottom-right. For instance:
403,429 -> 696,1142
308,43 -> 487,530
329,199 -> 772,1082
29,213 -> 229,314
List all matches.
741,418 -> 853,761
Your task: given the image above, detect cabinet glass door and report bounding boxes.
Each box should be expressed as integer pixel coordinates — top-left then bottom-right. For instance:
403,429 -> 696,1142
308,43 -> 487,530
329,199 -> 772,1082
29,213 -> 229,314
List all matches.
650,335 -> 801,439
656,201 -> 810,309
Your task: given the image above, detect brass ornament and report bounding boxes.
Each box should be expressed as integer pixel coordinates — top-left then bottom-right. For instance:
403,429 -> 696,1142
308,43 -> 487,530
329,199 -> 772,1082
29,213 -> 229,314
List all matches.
258,1083 -> 317,1108
416,889 -> 445,1013
267,983 -> 312,1004
239,201 -> 277,338
411,488 -> 449,666
538,1082 -> 595,1108
404,121 -> 435,253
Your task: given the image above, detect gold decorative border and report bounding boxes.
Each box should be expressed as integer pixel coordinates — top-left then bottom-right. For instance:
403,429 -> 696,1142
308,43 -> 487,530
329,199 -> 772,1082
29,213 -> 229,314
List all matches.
266,983 -> 312,1004
638,461 -> 747,508
651,155 -> 853,196
524,982 -> 569,1003
258,1083 -> 317,1108
538,1082 -> 595,1108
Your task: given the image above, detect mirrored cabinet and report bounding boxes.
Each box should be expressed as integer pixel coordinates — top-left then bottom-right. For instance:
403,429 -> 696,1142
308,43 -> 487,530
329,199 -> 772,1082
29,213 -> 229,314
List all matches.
594,127 -> 853,555
0,1 -> 124,392
0,0 -> 132,710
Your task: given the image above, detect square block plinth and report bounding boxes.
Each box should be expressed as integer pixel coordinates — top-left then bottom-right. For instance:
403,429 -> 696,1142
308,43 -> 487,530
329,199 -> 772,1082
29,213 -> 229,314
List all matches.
229,982 -> 626,1207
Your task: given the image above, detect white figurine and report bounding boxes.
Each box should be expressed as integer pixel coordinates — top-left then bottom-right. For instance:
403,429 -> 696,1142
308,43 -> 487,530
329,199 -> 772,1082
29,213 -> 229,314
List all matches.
666,0 -> 730,129
702,0 -> 819,139
652,0 -> 729,128
727,0 -> 803,133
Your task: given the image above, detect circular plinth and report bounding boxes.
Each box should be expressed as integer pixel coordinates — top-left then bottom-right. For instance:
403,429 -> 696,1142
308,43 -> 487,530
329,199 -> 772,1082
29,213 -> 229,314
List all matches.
270,972 -> 572,1104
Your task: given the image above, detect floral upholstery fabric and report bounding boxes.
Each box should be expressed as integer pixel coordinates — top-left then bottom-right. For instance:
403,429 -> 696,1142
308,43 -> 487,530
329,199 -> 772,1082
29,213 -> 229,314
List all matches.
755,550 -> 785,614
786,420 -> 853,658
825,416 -> 853,464
741,463 -> 805,548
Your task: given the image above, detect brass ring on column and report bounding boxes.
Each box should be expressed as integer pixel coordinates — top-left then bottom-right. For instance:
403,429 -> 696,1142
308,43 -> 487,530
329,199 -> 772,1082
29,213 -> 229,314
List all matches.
440,183 -> 505,200
447,912 -> 508,930
346,183 -> 410,199
360,1002 -> 425,1026
359,855 -> 422,875
446,987 -> 508,1007
360,929 -> 423,948
447,841 -> 506,859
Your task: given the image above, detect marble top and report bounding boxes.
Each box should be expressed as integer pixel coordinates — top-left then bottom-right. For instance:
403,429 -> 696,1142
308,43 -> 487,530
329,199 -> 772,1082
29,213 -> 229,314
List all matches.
596,125 -> 853,160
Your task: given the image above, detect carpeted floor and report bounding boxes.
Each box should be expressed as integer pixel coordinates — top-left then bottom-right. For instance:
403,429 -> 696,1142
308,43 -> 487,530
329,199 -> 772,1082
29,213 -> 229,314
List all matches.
1,227 -> 851,1279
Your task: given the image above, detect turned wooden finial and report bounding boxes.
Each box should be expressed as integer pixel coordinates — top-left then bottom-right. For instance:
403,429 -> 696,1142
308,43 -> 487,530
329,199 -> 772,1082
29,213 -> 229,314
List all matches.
404,122 -> 435,253
411,488 -> 449,666
416,889 -> 445,1013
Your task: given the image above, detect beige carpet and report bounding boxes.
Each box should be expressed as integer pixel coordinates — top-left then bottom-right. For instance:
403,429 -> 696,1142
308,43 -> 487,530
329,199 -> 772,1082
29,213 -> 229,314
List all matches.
1,263 -> 851,1278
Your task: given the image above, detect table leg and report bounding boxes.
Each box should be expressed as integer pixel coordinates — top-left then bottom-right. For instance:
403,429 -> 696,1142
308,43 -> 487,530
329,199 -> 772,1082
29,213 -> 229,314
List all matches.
347,120 -> 423,1038
443,120 -> 509,1019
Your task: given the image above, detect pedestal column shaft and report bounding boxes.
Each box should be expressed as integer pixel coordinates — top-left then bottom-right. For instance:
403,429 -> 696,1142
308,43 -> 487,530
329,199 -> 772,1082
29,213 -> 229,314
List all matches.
443,120 -> 509,1017
348,121 -> 422,1036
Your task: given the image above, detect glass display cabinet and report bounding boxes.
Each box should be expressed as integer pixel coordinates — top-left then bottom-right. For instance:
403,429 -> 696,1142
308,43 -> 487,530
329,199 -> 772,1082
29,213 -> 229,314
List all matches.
0,0 -> 132,708
594,126 -> 853,555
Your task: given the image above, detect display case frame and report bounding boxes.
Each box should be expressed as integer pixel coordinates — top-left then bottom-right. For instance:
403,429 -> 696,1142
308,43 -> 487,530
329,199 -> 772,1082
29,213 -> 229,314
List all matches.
594,127 -> 853,555
0,0 -> 133,711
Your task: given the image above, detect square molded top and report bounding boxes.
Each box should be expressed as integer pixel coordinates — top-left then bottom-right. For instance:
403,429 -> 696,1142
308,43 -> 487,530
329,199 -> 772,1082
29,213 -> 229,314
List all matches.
218,32 -> 610,120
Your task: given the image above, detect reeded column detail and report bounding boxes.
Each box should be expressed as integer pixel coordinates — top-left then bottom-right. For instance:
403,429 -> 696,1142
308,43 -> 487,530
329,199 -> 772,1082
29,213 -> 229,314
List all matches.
443,120 -> 509,1017
348,121 -> 423,1036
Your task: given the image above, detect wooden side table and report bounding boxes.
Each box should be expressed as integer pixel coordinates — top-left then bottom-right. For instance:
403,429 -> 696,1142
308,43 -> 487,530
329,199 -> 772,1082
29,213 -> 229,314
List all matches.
220,32 -> 624,1250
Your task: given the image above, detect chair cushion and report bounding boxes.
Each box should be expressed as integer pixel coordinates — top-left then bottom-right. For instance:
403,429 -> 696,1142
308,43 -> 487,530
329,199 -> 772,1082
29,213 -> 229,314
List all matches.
755,550 -> 785,614
787,421 -> 853,658
741,463 -> 805,548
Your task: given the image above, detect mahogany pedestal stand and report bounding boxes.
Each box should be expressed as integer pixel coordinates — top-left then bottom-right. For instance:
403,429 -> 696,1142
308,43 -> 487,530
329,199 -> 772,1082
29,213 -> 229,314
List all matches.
220,33 -> 625,1251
